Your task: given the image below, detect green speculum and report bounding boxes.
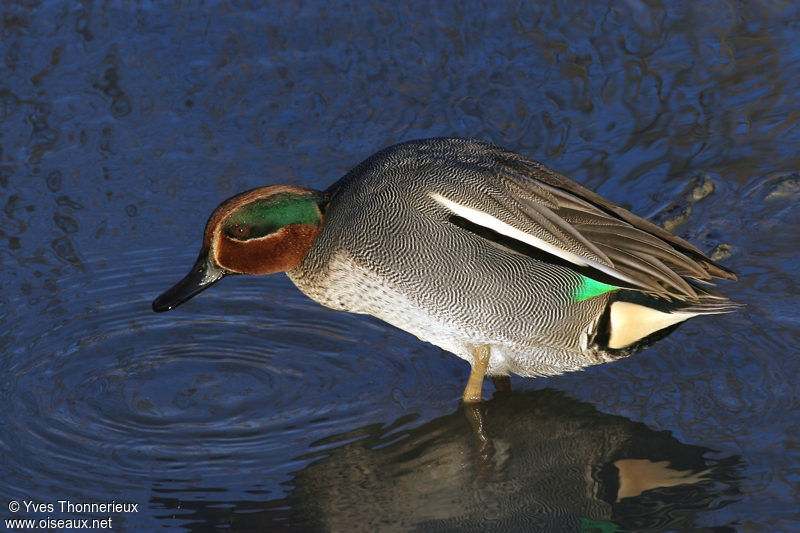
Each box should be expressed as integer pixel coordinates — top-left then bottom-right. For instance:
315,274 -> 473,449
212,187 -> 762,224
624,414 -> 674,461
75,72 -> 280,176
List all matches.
573,275 -> 619,302
224,193 -> 322,240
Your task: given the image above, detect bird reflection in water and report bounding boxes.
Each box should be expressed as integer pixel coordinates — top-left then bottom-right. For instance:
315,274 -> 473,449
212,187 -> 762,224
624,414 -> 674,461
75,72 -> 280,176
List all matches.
152,390 -> 741,532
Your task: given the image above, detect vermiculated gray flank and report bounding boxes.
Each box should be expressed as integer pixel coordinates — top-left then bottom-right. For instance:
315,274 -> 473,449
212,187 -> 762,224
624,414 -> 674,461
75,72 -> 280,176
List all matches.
288,138 -> 737,378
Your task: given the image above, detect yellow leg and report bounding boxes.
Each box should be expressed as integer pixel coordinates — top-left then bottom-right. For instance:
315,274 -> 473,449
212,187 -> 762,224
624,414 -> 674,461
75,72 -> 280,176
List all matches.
462,345 -> 490,403
491,375 -> 511,393
461,401 -> 492,468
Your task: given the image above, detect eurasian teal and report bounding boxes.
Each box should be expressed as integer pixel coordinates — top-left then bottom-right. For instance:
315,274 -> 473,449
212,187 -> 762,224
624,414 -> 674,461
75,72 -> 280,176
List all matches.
153,138 -> 738,402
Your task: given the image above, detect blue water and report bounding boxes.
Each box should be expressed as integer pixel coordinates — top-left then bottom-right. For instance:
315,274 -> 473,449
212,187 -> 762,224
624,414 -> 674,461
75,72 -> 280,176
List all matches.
1,2 -> 798,531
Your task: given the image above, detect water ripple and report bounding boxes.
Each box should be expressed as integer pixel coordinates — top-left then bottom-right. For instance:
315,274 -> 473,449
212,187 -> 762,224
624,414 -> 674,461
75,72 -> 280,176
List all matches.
1,249 -> 452,504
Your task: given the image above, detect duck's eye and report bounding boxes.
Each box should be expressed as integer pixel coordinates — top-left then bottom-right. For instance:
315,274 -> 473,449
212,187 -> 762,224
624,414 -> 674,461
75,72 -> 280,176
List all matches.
233,224 -> 250,238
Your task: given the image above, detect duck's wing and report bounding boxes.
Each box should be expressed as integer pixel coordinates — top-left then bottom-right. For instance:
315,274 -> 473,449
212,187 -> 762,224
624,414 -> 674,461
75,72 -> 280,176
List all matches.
428,145 -> 736,300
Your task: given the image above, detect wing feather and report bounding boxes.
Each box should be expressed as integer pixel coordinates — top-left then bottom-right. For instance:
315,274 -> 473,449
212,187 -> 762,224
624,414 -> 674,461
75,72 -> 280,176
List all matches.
427,143 -> 736,299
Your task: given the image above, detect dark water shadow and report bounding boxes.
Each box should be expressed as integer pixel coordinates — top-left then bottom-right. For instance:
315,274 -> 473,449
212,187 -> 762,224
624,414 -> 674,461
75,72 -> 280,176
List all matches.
151,389 -> 741,532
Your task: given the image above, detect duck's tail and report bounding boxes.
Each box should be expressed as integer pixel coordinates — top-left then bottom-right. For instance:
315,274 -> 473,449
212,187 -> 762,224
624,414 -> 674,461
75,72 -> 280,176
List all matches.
591,288 -> 741,356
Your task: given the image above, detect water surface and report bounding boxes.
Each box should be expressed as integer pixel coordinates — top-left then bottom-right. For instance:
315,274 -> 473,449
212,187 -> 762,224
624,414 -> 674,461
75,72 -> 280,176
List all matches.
1,2 -> 798,531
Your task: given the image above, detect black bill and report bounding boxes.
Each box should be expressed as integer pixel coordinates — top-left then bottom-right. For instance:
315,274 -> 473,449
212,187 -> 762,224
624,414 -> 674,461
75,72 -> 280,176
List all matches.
152,250 -> 227,312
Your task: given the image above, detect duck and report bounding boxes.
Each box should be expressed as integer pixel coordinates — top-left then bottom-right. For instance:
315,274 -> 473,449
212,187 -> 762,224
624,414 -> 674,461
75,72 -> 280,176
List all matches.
152,138 -> 738,402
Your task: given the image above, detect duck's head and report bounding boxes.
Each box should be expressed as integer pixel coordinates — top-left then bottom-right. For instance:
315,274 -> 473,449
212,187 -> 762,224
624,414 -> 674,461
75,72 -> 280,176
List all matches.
152,185 -> 326,312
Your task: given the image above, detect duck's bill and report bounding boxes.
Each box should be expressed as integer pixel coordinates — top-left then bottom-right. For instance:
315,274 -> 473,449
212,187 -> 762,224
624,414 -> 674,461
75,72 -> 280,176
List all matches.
152,250 -> 227,312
